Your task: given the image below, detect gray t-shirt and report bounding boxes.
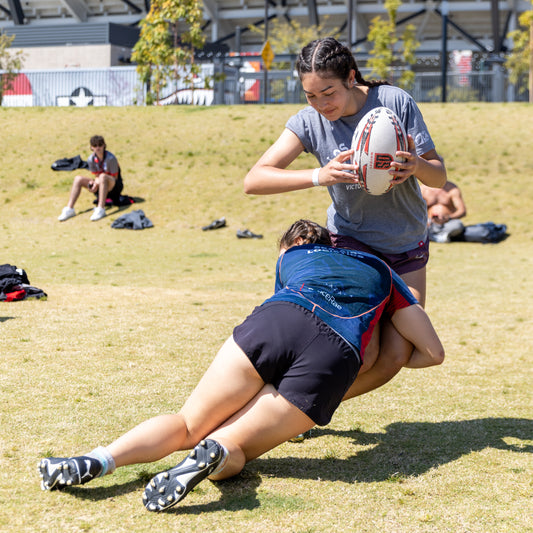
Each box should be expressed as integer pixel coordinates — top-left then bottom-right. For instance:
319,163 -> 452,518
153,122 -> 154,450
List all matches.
286,85 -> 434,254
88,150 -> 120,177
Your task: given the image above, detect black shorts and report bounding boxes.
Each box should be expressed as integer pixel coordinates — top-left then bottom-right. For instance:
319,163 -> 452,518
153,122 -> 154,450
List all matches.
233,301 -> 360,426
107,175 -> 124,203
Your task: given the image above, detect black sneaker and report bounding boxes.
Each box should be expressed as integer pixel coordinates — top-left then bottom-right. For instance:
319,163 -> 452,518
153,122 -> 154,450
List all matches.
38,456 -> 103,491
236,229 -> 263,239
202,217 -> 226,231
142,439 -> 223,512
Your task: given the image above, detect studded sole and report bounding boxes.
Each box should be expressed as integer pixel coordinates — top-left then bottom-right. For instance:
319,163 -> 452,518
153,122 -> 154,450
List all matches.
142,439 -> 222,512
38,458 -> 81,491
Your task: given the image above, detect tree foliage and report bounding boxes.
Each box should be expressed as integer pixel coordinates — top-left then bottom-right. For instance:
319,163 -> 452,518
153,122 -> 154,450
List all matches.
366,0 -> 419,89
0,31 -> 25,106
132,0 -> 205,104
505,0 -> 533,93
250,17 -> 333,55
248,17 -> 334,69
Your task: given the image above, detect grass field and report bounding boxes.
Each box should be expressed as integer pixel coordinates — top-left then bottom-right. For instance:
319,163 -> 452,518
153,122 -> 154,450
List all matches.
0,103 -> 532,532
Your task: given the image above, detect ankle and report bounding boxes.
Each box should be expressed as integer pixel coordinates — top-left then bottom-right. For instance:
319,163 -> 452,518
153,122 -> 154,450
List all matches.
88,446 -> 116,476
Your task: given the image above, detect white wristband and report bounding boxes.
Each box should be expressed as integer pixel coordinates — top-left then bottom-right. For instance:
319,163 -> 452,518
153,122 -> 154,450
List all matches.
312,168 -> 321,186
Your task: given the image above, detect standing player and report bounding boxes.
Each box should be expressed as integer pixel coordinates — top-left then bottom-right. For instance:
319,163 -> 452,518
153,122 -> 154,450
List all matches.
244,37 -> 447,399
58,135 -> 123,222
38,220 -> 444,512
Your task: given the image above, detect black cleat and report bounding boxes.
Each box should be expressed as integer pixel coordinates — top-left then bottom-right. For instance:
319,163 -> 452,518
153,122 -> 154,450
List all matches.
142,439 -> 223,512
38,456 -> 103,491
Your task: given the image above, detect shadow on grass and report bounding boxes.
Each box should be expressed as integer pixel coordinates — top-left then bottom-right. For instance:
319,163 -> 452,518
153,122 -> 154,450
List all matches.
61,417 -> 531,512
255,417 -> 532,483
66,467 -> 261,513
105,197 -> 147,219
165,471 -> 262,514
74,197 -> 145,218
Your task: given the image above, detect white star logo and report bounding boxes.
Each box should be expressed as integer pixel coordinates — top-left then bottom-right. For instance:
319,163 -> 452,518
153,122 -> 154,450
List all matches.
70,88 -> 94,107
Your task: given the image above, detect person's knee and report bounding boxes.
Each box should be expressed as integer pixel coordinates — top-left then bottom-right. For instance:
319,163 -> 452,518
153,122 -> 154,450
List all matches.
100,175 -> 116,193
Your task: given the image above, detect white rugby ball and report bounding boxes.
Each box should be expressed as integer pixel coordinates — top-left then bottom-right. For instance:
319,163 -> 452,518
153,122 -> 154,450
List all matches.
351,106 -> 408,195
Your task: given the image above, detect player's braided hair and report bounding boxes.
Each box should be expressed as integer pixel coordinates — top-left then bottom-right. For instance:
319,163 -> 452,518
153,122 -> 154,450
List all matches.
296,37 -> 390,89
279,220 -> 332,250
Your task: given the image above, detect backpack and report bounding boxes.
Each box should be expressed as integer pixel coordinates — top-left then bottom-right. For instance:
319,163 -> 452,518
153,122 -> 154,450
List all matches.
459,223 -> 508,244
0,264 -> 29,293
0,264 -> 47,301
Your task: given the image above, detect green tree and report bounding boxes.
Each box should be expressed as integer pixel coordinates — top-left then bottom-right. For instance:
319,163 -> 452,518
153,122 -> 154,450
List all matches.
132,0 -> 205,105
506,0 -> 533,101
249,17 -> 333,64
366,0 -> 419,89
0,31 -> 25,106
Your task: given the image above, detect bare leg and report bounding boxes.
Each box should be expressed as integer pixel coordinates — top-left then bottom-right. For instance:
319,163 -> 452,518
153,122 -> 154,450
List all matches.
67,175 -> 92,208
141,386 -> 315,511
208,384 -> 316,480
96,174 -> 116,209
107,336 -> 265,468
342,317 -> 411,399
39,336 -> 266,493
402,268 -> 426,307
342,267 -> 426,400
358,322 -> 380,375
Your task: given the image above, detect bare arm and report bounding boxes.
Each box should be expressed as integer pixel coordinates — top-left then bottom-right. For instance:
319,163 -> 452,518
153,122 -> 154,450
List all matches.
243,128 -> 358,195
390,304 -> 445,368
447,185 -> 467,219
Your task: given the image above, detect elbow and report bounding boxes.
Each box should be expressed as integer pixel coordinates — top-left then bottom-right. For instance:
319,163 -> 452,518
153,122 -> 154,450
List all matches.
434,345 -> 445,366
243,173 -> 258,195
243,176 -> 253,195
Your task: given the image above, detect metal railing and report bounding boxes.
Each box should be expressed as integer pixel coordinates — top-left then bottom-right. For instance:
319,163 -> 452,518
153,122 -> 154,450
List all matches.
1,65 -> 529,107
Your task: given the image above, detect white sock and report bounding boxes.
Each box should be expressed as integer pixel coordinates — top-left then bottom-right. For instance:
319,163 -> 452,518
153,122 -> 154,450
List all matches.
88,446 -> 116,476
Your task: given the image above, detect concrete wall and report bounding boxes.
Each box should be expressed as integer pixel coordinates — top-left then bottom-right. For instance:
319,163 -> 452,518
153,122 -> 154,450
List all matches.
12,44 -> 133,69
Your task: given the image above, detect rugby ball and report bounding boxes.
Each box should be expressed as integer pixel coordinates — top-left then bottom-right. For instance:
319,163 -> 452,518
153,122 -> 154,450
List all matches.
351,106 -> 408,195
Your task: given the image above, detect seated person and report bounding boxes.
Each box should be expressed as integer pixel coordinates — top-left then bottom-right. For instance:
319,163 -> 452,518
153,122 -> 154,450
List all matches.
38,220 -> 444,513
420,181 -> 466,242
58,135 -> 123,222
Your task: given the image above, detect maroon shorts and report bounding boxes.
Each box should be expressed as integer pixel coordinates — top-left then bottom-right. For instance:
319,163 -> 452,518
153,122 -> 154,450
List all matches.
329,233 -> 429,276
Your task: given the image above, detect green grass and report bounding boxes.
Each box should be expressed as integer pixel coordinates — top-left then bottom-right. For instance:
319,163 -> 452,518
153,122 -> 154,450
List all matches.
0,103 -> 532,532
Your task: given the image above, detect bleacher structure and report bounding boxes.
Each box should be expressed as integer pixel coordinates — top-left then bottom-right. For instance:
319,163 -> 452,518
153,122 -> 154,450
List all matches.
0,0 -> 531,104
0,0 -> 530,58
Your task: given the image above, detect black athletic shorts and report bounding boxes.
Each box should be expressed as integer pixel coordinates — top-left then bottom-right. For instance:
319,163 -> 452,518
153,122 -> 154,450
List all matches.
233,301 -> 360,426
107,175 -> 124,203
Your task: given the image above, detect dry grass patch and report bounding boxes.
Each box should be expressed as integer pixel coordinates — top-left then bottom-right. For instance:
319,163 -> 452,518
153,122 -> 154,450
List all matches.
0,104 -> 531,532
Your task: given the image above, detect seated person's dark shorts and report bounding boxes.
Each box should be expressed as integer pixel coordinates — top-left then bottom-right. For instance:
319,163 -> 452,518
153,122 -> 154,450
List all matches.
329,233 -> 429,276
94,173 -> 124,204
233,301 -> 360,426
109,175 -> 124,202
